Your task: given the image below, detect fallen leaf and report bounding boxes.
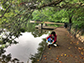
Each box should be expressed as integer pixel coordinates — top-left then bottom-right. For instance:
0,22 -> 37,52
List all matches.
45,58 -> 47,60
61,54 -> 63,56
81,52 -> 84,55
56,57 -> 59,60
75,47 -> 77,49
80,57 -> 83,59
37,59 -> 39,61
83,49 -> 84,51
76,42 -> 79,45
75,56 -> 78,58
78,47 -> 81,50
43,55 -> 47,57
70,42 -> 72,44
79,55 -> 81,57
68,47 -> 71,49
70,36 -> 72,38
70,54 -> 73,57
49,48 -> 51,50
59,60 -> 62,63
79,61 -> 81,63
83,58 -> 84,60
67,55 -> 69,57
64,54 -> 67,56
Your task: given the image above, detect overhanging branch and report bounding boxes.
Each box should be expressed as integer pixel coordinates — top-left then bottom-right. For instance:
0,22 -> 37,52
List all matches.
19,0 -> 64,9
0,4 -> 12,18
53,2 -> 84,10
39,0 -> 64,9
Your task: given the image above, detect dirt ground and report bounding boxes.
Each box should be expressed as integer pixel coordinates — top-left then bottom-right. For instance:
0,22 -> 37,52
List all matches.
38,27 -> 84,63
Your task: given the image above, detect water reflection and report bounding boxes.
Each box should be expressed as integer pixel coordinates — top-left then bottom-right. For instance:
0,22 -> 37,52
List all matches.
27,23 -> 49,37
0,29 -> 50,63
0,48 -> 22,63
30,38 -> 46,63
0,23 -> 52,63
4,32 -> 49,63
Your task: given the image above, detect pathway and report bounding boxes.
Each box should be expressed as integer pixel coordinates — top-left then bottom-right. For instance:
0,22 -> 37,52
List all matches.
38,27 -> 84,63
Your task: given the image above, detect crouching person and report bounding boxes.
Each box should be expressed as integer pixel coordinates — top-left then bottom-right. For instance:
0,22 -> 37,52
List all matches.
46,31 -> 57,48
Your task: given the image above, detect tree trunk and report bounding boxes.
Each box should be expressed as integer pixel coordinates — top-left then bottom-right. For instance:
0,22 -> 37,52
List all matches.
69,16 -> 72,23
69,16 -> 73,33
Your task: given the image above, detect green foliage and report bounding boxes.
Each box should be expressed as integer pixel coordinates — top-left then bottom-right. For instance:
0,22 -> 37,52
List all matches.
0,0 -> 83,39
0,0 -> 84,30
30,38 -> 46,63
32,8 -> 68,22
32,6 -> 84,29
0,0 -> 84,63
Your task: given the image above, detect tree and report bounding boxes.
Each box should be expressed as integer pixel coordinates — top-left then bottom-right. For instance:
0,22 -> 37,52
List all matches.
0,0 -> 84,34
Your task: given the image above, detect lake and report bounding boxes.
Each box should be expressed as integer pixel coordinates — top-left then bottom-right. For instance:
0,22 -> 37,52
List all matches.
0,28 -> 51,63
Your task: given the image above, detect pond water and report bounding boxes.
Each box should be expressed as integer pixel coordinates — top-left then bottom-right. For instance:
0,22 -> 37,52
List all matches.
0,27 -> 51,63
5,32 -> 49,63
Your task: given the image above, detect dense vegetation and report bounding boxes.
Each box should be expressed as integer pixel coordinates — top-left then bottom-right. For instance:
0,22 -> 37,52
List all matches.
0,0 -> 84,63
32,5 -> 84,29
0,0 -> 84,30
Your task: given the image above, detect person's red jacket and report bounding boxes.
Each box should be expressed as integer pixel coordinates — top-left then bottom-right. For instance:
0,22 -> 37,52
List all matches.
46,34 -> 57,43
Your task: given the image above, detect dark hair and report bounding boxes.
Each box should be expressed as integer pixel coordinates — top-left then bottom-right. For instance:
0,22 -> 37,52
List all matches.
51,31 -> 56,36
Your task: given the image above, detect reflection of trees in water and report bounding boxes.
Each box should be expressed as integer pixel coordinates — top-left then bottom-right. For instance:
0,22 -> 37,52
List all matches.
0,30 -> 24,63
27,23 -> 49,37
30,39 -> 46,63
0,36 -> 24,63
0,23 -> 28,63
0,37 -> 23,63
31,29 -> 49,37
0,49 -> 24,63
1,23 -> 49,39
0,32 -> 48,63
0,23 -> 50,63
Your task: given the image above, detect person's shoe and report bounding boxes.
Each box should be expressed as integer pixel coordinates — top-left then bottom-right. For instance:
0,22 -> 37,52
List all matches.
53,44 -> 57,47
48,45 -> 50,48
